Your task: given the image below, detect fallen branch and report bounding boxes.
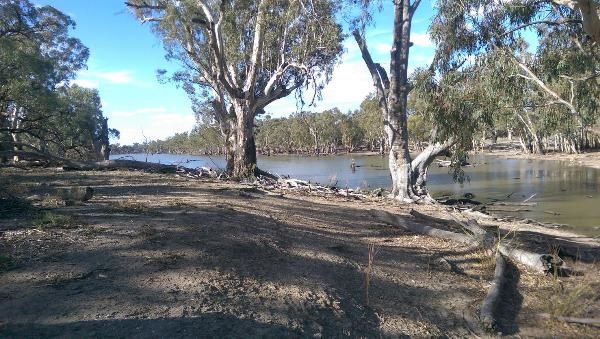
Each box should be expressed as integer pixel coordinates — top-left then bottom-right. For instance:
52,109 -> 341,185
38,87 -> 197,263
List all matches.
371,209 -> 481,246
480,253 -> 507,330
410,209 -> 487,237
372,209 -> 561,275
537,313 -> 600,327
62,159 -> 178,173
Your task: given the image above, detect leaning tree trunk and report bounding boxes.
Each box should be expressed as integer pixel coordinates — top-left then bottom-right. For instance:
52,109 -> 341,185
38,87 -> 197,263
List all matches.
411,140 -> 455,197
232,102 -> 257,178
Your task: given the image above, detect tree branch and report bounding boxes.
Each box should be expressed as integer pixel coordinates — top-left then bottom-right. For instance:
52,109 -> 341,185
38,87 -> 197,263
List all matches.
353,30 -> 388,114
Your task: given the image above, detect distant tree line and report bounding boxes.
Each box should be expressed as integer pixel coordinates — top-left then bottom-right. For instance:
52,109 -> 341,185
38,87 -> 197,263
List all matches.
0,0 -> 118,164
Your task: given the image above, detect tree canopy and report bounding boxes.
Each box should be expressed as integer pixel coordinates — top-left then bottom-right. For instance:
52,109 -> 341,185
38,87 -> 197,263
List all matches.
127,0 -> 344,177
0,0 -> 116,163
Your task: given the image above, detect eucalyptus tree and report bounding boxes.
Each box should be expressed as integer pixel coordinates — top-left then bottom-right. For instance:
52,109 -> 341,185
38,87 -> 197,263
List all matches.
431,0 -> 599,154
355,95 -> 385,153
127,0 -> 344,178
0,0 -> 90,162
350,1 -> 480,201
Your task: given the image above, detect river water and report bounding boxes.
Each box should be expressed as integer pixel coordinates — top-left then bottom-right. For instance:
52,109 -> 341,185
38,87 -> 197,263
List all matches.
112,153 -> 600,236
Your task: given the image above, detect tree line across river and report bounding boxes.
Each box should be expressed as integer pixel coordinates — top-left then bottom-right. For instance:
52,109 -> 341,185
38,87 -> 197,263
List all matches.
113,89 -> 600,158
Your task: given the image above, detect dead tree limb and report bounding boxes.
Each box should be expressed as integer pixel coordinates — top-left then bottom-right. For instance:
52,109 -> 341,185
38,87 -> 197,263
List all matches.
371,209 -> 481,246
480,253 -> 507,330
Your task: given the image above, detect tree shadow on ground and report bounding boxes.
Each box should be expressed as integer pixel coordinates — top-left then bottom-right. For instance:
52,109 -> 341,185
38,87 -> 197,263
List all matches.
494,259 -> 523,335
1,314 -> 299,338
0,170 -> 548,337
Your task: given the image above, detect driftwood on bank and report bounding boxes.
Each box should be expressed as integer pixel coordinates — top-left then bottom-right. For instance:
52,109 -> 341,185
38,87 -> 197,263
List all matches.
480,253 -> 507,329
256,177 -> 374,200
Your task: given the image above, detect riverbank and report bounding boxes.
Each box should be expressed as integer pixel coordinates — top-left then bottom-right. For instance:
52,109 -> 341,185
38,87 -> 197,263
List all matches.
1,168 -> 599,337
481,147 -> 600,170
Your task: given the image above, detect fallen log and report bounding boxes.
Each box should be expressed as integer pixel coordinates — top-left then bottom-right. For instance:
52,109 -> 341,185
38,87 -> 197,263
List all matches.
373,209 -> 562,274
480,253 -> 507,330
497,245 -> 563,274
62,159 -> 178,173
409,209 -> 487,237
2,149 -> 179,173
371,209 -> 481,246
537,313 -> 600,327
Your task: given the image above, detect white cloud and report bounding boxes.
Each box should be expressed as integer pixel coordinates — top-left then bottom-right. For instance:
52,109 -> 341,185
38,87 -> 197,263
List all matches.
411,33 -> 432,47
96,71 -> 134,84
108,107 -> 168,118
374,43 -> 391,54
71,79 -> 99,88
265,60 -> 374,116
114,113 -> 196,144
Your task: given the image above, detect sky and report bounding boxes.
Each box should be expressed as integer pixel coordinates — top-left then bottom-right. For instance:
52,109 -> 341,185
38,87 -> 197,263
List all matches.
37,1 -> 438,145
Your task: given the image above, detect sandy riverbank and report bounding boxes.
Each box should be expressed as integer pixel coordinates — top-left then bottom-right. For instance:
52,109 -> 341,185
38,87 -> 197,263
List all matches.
0,168 -> 598,337
479,145 -> 600,170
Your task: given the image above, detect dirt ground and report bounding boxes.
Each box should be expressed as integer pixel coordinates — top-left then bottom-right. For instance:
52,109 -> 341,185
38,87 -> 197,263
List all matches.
1,168 -> 599,338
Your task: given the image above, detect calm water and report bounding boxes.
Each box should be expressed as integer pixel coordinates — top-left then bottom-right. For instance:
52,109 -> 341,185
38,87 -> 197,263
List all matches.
112,153 -> 600,236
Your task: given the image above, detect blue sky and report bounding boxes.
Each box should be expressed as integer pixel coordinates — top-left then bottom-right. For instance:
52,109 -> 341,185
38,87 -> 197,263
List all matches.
38,1 -> 438,145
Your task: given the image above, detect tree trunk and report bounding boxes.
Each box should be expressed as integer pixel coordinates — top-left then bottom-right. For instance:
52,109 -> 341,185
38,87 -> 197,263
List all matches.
411,140 -> 455,197
9,107 -> 22,162
99,118 -> 110,161
232,102 -> 257,178
386,0 -> 415,202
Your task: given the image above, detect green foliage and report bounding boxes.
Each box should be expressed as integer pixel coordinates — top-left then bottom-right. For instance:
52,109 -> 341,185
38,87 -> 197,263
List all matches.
0,0 -> 116,162
430,0 -> 599,153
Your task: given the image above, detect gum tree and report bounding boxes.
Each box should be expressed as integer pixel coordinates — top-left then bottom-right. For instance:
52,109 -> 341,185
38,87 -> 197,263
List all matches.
127,0 -> 344,178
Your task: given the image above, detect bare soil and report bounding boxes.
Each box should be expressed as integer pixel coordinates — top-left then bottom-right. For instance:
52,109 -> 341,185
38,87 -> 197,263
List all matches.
1,168 -> 599,338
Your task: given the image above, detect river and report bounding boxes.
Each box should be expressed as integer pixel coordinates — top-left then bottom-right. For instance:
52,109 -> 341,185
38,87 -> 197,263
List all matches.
112,153 -> 600,236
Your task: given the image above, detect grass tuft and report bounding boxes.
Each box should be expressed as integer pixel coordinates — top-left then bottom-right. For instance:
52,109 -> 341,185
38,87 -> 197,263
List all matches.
111,199 -> 150,214
33,211 -> 77,230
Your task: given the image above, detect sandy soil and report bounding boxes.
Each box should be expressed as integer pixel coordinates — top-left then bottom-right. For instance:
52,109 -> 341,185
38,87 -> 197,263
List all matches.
0,168 -> 599,338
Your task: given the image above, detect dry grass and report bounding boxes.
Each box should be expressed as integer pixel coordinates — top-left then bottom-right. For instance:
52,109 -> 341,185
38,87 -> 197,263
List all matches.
110,199 -> 156,215
33,211 -> 77,230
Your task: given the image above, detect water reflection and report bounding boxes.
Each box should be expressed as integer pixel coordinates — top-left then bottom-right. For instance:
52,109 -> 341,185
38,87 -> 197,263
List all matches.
112,153 -> 600,236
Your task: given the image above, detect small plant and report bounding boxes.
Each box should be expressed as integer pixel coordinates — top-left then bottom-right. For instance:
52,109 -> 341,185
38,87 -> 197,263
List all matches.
364,243 -> 380,306
111,199 -> 151,214
33,211 -> 77,230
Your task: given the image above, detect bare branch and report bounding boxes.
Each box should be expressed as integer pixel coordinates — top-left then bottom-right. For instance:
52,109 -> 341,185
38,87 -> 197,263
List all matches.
353,30 -> 388,114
